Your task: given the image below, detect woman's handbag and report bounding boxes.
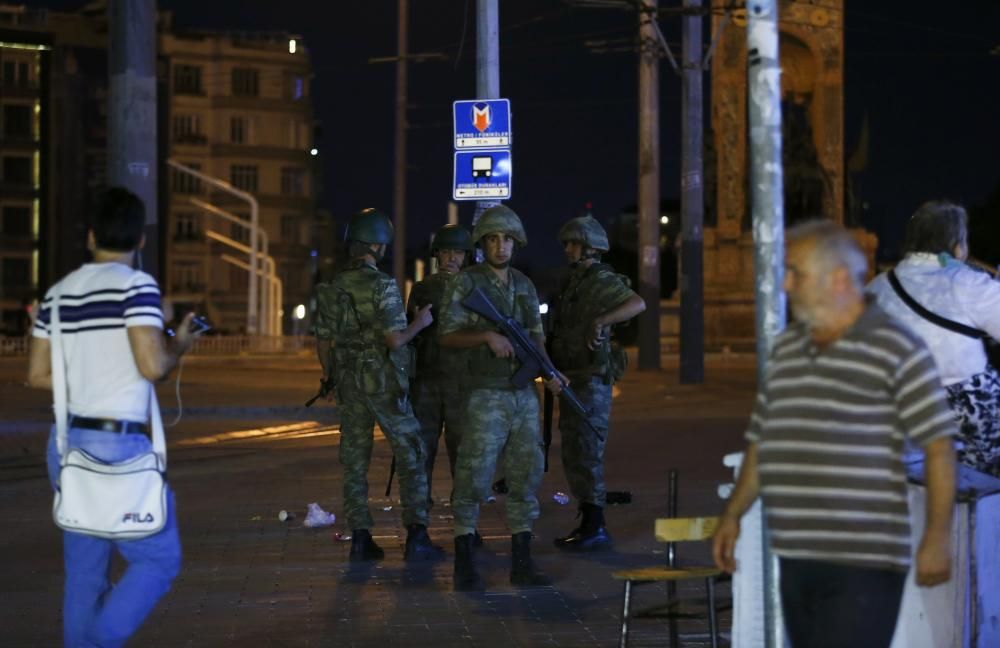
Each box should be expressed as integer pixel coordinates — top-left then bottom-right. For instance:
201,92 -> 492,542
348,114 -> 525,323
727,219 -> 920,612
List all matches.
49,284 -> 168,540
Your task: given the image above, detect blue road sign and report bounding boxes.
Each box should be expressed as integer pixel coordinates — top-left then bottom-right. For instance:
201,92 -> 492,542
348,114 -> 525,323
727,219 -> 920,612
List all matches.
453,149 -> 511,200
453,99 -> 511,149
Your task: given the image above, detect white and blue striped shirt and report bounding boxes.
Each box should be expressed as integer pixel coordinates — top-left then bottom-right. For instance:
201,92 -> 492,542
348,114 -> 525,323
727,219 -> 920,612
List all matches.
33,262 -> 163,422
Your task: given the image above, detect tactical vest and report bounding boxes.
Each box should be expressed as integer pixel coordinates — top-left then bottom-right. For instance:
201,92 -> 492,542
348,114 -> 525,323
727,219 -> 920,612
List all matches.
409,272 -> 456,380
550,262 -> 629,383
459,265 -> 537,391
324,263 -> 411,395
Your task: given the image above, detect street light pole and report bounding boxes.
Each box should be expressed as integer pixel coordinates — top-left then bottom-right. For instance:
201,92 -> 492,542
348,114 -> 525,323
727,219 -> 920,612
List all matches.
392,0 -> 409,290
167,159 -> 261,335
637,0 -> 661,370
472,0 -> 500,232
679,0 -> 705,384
747,1 -> 786,646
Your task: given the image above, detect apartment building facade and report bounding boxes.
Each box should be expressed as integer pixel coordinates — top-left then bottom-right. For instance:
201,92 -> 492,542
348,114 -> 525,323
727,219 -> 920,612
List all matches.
0,5 -> 319,335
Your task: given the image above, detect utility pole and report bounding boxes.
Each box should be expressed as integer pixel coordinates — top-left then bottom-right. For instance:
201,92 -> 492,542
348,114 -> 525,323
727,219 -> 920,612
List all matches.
747,1 -> 786,646
473,0 -> 500,231
392,0 -> 409,290
107,0 -> 158,279
679,0 -> 704,383
637,0 -> 661,370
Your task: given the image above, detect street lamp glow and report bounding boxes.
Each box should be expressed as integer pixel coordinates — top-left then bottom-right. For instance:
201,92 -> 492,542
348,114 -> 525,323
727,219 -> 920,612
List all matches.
539,303 -> 549,315
310,148 -> 318,156
294,304 -> 306,320
288,39 -> 297,54
659,215 -> 669,225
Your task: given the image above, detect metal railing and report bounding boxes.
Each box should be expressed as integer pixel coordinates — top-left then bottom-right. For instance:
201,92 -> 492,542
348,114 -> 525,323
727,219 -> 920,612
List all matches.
0,335 -> 315,357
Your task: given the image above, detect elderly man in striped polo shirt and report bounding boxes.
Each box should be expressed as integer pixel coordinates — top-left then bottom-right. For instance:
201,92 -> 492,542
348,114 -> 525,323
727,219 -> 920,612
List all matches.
712,220 -> 957,648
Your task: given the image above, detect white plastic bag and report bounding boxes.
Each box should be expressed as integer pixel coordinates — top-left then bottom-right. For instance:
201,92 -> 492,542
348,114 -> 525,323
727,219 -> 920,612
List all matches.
303,502 -> 336,528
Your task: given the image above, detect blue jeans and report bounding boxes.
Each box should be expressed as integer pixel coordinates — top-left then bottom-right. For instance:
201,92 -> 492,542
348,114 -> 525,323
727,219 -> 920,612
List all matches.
47,427 -> 182,648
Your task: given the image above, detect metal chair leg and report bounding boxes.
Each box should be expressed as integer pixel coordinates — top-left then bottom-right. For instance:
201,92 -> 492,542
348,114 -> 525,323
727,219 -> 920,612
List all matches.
619,580 -> 633,648
707,576 -> 719,648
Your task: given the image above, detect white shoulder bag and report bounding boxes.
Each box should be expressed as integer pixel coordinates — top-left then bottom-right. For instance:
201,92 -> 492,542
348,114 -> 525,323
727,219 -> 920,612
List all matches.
50,283 -> 169,539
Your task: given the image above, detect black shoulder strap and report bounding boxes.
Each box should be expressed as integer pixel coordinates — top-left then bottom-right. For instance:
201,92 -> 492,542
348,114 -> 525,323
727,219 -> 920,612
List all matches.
887,270 -> 984,340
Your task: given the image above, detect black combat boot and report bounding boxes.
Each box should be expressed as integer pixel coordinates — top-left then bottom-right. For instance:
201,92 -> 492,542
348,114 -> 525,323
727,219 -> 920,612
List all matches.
349,529 -> 385,562
553,503 -> 613,552
404,524 -> 446,561
453,534 -> 485,591
510,531 -> 551,587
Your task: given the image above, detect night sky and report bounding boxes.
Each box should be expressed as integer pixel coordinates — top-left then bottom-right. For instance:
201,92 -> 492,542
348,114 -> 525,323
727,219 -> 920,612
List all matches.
22,0 -> 1000,268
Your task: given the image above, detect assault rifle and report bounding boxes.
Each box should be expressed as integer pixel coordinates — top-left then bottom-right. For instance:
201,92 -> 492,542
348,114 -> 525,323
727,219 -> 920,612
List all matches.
461,287 -> 603,441
304,377 -> 335,407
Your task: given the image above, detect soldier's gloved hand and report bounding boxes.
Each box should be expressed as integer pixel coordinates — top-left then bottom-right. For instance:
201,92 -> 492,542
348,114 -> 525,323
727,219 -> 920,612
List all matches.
413,303 -> 433,330
485,331 -> 514,358
586,319 -> 609,350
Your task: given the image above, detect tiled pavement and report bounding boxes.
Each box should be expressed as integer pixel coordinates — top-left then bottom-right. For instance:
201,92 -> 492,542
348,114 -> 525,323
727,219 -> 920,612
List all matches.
0,354 -> 757,646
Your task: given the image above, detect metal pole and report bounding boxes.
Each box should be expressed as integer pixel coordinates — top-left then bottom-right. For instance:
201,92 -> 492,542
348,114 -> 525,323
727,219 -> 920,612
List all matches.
637,0 -> 661,370
679,0 -> 704,384
167,159 -> 260,334
392,0 -> 409,290
189,198 -> 275,334
473,0 -> 500,231
747,1 -> 786,646
107,0 -> 158,279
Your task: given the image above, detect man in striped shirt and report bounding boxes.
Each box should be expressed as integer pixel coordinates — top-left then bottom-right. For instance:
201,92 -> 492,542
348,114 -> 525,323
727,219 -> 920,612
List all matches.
712,221 -> 956,648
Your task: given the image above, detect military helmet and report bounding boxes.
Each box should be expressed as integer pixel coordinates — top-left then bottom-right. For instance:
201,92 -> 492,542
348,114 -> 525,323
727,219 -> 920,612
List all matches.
347,208 -> 394,245
558,215 -> 609,252
472,205 -> 527,247
431,224 -> 473,252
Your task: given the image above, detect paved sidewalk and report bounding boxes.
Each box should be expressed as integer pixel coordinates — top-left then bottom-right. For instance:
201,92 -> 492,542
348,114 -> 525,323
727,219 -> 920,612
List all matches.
0,355 -> 757,646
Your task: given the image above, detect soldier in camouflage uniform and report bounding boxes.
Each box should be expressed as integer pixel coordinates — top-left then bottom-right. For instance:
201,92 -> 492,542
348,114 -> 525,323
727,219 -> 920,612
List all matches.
406,224 -> 472,506
439,205 -> 566,590
549,216 -> 645,551
314,208 -> 443,562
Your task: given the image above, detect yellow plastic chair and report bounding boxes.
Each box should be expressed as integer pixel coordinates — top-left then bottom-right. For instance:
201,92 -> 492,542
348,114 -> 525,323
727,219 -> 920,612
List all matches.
611,471 -> 725,647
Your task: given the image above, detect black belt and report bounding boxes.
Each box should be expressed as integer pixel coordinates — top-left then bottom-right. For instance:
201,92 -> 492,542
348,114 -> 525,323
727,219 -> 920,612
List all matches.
69,416 -> 149,437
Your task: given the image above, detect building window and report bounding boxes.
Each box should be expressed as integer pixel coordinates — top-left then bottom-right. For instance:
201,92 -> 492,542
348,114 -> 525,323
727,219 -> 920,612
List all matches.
230,220 -> 250,245
279,262 -> 299,292
231,68 -> 259,97
1,257 -> 30,288
171,162 -> 202,194
230,116 -> 249,144
280,215 -> 299,245
230,165 -> 258,192
2,104 -> 32,138
230,265 -> 248,291
173,64 -> 203,95
280,167 -> 304,197
1,206 -> 31,236
172,113 -> 204,144
2,156 -> 31,184
174,212 -> 200,240
172,261 -> 203,293
2,60 -> 31,87
284,73 -> 305,100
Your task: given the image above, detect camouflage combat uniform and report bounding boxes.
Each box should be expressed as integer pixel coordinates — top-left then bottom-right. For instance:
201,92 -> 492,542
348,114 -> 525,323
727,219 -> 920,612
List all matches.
408,271 -> 465,503
314,258 -> 430,530
438,264 -> 545,536
549,262 -> 635,507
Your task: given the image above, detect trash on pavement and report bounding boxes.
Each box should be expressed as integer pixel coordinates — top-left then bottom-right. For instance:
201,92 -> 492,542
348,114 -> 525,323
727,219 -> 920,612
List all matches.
303,502 -> 336,528
278,510 -> 295,522
552,492 -> 570,505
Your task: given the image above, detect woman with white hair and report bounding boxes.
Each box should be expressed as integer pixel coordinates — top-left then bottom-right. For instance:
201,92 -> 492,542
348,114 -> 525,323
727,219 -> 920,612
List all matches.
868,200 -> 1000,478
